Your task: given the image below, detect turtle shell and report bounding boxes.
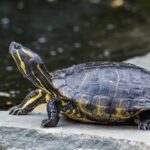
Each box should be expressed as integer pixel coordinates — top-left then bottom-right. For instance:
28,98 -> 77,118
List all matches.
52,62 -> 150,122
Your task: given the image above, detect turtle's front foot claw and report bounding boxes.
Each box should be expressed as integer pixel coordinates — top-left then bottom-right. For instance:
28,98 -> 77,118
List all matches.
138,120 -> 150,130
41,118 -> 59,128
9,106 -> 26,115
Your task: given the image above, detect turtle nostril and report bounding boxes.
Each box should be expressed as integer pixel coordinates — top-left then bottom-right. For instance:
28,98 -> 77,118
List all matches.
9,41 -> 21,54
13,42 -> 21,49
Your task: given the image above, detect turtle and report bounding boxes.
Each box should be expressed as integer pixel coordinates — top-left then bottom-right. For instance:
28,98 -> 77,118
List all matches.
9,41 -> 150,130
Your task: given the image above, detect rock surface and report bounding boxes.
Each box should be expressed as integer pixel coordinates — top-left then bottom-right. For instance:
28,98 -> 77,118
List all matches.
1,53 -> 150,150
0,111 -> 150,150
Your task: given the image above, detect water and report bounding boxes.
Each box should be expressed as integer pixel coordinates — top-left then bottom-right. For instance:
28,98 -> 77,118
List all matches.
0,0 -> 150,110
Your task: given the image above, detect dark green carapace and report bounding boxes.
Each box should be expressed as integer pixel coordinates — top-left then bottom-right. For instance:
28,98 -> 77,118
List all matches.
9,42 -> 150,130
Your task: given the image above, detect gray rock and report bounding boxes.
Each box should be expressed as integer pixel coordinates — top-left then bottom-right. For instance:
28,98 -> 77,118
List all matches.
0,111 -> 150,150
0,126 -> 149,150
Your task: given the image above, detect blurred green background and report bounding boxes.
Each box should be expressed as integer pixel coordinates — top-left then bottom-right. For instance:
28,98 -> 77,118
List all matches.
0,0 -> 150,110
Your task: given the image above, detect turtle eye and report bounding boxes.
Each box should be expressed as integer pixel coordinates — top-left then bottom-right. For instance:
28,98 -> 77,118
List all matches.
14,44 -> 21,49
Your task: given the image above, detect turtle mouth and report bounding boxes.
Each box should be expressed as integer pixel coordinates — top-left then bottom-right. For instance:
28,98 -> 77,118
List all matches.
9,41 -> 22,55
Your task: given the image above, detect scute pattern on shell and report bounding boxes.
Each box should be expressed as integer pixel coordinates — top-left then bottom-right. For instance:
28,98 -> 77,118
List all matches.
52,61 -> 150,99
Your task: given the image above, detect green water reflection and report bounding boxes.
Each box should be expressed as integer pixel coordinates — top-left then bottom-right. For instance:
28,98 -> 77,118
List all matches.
0,0 -> 150,110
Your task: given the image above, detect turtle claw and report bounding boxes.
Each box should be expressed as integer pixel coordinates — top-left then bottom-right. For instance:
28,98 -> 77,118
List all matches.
9,106 -> 26,115
41,119 -> 52,128
41,118 -> 58,128
138,120 -> 150,130
9,106 -> 18,114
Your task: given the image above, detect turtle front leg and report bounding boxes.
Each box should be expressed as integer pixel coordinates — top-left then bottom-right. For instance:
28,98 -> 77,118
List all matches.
41,99 -> 60,127
138,112 -> 150,130
9,89 -> 46,115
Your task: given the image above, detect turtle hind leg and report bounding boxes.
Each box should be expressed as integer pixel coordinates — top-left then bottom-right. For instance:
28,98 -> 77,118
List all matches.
138,111 -> 150,130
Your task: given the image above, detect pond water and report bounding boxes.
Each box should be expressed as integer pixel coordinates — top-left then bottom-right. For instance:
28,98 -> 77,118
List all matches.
0,0 -> 150,110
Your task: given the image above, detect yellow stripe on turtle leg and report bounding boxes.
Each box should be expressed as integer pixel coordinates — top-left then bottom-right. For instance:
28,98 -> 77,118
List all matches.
21,90 -> 43,109
45,94 -> 51,102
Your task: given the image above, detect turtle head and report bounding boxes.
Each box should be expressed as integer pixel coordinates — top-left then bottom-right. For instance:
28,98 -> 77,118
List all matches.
9,41 -> 44,73
9,41 -> 56,95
